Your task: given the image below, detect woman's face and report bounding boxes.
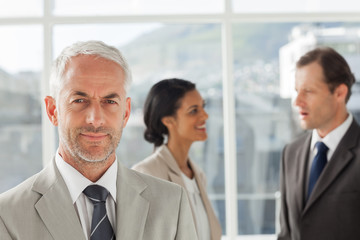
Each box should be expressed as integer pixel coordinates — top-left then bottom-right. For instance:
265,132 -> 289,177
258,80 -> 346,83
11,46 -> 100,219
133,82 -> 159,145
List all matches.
168,89 -> 208,144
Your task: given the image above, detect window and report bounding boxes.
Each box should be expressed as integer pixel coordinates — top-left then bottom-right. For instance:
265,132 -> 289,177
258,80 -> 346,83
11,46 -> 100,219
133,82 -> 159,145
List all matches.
233,22 -> 360,236
0,25 -> 43,193
1,1 -> 359,239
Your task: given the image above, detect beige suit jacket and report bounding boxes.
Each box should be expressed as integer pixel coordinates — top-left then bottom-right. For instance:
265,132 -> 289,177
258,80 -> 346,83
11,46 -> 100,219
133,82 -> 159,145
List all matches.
132,145 -> 222,240
0,158 -> 198,240
278,119 -> 360,240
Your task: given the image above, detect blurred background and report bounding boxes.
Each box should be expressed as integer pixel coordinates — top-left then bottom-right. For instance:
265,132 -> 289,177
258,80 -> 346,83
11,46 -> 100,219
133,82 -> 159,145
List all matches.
1,0 -> 360,239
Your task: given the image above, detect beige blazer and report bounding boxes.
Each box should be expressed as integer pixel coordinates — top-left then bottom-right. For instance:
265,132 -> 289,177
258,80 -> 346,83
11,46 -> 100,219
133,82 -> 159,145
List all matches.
132,145 -> 222,240
0,158 -> 198,240
278,119 -> 360,240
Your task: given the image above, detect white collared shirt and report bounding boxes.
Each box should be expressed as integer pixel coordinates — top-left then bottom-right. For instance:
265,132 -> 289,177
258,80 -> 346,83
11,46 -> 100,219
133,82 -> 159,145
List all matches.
306,113 -> 353,192
55,150 -> 117,239
181,172 -> 211,240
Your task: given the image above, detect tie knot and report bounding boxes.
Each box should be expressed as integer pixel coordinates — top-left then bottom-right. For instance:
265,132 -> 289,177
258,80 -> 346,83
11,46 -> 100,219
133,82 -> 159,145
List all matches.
315,141 -> 328,153
83,185 -> 109,203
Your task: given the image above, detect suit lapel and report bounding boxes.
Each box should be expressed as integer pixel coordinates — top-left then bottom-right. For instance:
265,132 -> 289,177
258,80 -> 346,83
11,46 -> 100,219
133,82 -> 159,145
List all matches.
159,146 -> 186,188
304,120 -> 359,214
33,159 -> 85,240
294,134 -> 312,214
169,171 -> 185,187
115,162 -> 149,240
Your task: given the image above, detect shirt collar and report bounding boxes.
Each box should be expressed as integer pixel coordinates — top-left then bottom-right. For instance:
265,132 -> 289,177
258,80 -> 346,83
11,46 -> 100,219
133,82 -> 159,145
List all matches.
311,113 -> 353,152
55,150 -> 118,204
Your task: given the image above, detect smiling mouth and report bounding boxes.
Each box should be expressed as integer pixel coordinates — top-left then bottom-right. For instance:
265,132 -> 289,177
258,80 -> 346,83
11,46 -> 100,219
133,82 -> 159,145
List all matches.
80,133 -> 108,141
196,123 -> 206,130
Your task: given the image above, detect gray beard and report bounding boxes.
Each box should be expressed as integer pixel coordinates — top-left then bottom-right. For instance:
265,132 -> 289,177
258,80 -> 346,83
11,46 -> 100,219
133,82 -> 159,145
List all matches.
59,126 -> 122,164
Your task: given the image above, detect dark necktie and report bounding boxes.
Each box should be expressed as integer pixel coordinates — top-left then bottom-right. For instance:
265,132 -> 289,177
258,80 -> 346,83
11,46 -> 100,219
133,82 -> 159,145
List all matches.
83,185 -> 116,240
307,141 -> 329,200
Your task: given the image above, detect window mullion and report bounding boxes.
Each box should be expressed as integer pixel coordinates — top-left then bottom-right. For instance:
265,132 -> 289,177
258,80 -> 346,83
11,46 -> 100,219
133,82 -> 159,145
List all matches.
222,0 -> 238,238
41,0 -> 56,165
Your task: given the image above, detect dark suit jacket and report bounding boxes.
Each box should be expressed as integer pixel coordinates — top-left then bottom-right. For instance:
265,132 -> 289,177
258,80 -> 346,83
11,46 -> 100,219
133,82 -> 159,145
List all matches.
278,119 -> 360,240
0,158 -> 198,240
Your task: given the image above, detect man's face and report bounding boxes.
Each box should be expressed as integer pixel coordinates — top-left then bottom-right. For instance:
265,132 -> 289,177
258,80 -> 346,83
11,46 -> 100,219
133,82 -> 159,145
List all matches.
294,61 -> 342,137
46,55 -> 131,164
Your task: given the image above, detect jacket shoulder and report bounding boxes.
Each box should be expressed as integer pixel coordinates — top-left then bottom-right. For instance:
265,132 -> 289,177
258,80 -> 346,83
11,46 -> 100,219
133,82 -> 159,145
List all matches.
131,168 -> 182,193
284,131 -> 310,152
0,173 -> 40,207
0,173 -> 42,231
132,150 -> 170,179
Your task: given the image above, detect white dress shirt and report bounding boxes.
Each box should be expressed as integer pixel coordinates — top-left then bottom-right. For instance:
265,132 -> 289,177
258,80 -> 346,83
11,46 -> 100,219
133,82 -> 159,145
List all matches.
306,113 -> 353,193
181,172 -> 211,240
55,150 -> 117,239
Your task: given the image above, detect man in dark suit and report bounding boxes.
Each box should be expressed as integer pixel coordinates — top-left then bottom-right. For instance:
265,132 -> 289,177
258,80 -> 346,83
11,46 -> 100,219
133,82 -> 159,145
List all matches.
278,47 -> 360,240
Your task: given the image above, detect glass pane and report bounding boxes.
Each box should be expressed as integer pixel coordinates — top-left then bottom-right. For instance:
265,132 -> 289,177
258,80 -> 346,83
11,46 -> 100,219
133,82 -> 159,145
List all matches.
233,22 -> 360,236
0,0 -> 42,17
281,22 -> 360,123
238,199 -> 276,234
53,23 -> 225,233
53,0 -> 223,15
233,22 -> 301,235
233,0 -> 360,13
0,25 -> 43,193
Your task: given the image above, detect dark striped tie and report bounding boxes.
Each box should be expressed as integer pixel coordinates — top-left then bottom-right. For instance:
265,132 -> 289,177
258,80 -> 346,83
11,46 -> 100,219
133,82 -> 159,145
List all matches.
83,185 -> 116,240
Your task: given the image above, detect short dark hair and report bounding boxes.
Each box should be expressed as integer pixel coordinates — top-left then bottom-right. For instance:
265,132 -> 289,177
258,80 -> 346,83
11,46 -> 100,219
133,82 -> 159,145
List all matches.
143,78 -> 196,147
296,46 -> 355,102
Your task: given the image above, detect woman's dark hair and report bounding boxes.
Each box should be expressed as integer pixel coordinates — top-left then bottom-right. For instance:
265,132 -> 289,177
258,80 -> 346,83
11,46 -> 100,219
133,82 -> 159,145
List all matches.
143,78 -> 196,146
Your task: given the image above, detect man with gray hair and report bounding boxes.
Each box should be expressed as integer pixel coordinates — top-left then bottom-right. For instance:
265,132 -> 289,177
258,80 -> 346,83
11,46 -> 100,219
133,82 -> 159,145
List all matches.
0,41 -> 198,240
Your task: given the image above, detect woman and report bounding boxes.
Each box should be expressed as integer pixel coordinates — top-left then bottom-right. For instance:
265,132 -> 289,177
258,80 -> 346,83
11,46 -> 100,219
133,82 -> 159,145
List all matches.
132,78 -> 222,240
